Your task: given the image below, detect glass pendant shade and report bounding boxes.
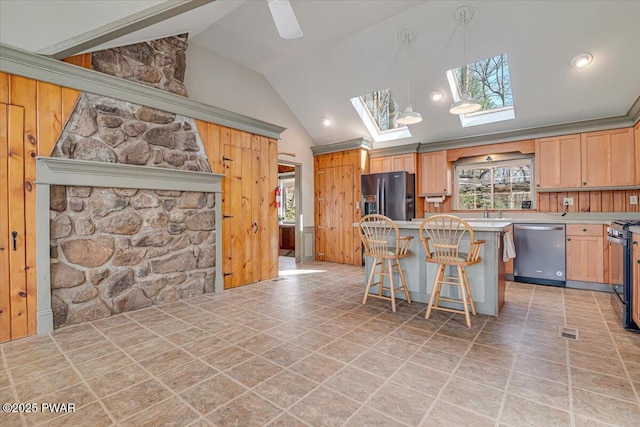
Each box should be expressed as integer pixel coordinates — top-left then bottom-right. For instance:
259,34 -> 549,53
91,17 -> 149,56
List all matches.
449,91 -> 482,115
397,105 -> 422,125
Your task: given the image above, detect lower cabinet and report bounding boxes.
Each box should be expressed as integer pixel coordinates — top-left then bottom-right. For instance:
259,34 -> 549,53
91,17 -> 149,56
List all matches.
566,224 -> 604,283
633,233 -> 640,326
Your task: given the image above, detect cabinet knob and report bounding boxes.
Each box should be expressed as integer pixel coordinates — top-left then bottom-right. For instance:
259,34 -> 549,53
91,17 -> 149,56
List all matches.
582,228 -> 587,232
567,238 -> 571,241
583,182 -> 587,185
536,184 -> 540,187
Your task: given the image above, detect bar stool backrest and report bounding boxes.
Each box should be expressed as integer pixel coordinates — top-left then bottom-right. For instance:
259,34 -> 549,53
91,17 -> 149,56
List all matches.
419,215 -> 480,264
358,214 -> 409,258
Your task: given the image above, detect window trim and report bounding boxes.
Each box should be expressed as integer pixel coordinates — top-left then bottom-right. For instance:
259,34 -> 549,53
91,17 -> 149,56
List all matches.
453,156 -> 535,210
350,95 -> 412,143
446,52 -> 516,128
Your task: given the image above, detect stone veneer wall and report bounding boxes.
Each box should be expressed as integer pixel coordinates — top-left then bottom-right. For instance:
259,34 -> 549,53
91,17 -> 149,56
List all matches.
92,34 -> 189,96
49,92 -> 215,328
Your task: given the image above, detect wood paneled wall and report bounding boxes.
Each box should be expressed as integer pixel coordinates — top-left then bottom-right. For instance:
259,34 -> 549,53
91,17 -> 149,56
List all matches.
314,149 -> 367,265
196,120 -> 279,288
538,190 -> 639,213
0,73 -> 82,340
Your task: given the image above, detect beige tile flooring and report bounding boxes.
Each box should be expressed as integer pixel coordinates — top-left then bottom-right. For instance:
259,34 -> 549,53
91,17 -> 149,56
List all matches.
2,258 -> 640,427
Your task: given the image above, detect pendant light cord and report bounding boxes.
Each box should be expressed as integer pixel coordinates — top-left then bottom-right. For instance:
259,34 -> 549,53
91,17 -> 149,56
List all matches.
406,33 -> 411,106
461,10 -> 467,93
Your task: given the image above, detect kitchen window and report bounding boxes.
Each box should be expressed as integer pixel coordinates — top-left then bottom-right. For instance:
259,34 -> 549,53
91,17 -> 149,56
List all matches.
454,157 -> 533,210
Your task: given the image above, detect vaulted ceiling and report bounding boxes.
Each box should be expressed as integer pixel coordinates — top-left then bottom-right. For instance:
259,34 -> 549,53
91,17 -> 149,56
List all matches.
2,0 -> 639,149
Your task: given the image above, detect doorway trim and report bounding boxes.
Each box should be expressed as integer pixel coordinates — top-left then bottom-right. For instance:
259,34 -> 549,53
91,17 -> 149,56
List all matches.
277,159 -> 302,263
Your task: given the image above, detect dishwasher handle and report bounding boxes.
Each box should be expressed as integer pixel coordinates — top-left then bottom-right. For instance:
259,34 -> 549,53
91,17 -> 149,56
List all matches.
514,224 -> 565,232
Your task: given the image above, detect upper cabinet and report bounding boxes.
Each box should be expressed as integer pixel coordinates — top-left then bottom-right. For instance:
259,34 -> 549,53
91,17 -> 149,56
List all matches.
535,134 -> 581,189
369,153 -> 416,174
581,128 -> 635,188
419,151 -> 451,196
535,128 -> 636,190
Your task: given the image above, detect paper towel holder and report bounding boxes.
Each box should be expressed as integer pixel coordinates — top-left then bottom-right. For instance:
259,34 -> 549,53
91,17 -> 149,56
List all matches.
425,195 -> 445,204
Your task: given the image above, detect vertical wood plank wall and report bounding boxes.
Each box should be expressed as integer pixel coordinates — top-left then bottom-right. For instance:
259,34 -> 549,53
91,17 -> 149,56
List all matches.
0,73 -> 82,341
196,120 -> 279,289
314,149 -> 366,266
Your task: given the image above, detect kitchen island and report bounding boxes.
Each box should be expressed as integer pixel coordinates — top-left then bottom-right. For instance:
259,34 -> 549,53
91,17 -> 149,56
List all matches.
362,220 -> 512,316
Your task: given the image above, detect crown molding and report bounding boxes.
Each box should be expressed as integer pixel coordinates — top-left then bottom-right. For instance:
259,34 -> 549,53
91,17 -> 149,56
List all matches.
311,137 -> 373,155
0,43 -> 286,139
418,114 -> 634,153
368,143 -> 421,158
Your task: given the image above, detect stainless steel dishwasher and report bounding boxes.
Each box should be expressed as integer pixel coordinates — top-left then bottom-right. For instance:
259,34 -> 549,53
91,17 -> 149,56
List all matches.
513,223 -> 566,286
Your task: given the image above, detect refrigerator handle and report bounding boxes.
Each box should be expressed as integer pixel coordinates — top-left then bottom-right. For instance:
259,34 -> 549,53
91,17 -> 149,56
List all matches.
376,178 -> 381,215
381,178 -> 386,216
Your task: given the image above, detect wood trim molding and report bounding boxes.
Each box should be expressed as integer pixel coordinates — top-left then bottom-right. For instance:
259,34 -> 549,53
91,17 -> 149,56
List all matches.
417,116 -> 634,153
0,43 -> 286,139
311,137 -> 373,155
44,1 -> 216,59
368,143 -> 420,158
447,140 -> 535,162
35,157 -> 224,335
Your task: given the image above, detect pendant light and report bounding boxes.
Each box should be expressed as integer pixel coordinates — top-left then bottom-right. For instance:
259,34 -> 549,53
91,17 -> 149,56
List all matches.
449,5 -> 482,115
397,28 -> 422,125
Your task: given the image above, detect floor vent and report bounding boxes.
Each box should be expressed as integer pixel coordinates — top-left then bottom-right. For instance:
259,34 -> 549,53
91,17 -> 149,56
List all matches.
558,326 -> 579,341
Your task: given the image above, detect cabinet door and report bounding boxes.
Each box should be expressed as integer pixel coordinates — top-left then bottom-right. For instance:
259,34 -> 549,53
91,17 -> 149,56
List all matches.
419,151 -> 450,195
392,154 -> 416,174
534,134 -> 581,189
581,128 -> 635,187
369,157 -> 383,173
633,234 -> 640,326
566,233 -> 604,283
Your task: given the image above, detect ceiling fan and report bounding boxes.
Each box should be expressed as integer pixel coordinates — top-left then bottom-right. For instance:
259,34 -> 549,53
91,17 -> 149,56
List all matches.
267,0 -> 303,39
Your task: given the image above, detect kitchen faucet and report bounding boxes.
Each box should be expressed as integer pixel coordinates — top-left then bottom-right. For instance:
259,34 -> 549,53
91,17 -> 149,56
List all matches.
483,204 -> 489,218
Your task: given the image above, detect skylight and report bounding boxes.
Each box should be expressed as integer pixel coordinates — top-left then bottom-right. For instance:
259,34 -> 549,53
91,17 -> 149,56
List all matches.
351,88 -> 411,142
446,53 -> 515,127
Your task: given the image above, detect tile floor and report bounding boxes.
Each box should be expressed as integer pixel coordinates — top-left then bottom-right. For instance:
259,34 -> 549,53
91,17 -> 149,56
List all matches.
1,258 -> 640,426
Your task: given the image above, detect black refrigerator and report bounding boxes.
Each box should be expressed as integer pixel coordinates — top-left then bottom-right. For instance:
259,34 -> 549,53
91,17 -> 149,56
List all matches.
361,172 -> 415,221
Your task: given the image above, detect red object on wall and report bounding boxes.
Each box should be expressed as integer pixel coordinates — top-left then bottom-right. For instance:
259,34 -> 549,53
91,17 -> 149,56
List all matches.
275,186 -> 282,208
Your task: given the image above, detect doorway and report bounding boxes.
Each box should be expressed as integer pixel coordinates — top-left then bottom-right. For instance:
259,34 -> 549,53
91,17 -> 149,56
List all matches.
278,161 -> 302,265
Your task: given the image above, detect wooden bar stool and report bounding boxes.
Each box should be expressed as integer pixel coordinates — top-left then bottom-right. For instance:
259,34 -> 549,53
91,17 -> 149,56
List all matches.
419,215 -> 484,327
357,214 -> 413,312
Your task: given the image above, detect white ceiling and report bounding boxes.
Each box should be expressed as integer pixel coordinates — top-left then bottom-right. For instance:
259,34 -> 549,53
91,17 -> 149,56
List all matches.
2,0 -> 639,149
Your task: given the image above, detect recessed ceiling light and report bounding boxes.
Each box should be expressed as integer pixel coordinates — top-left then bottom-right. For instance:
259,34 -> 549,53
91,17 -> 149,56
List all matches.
429,90 -> 444,102
322,118 -> 332,126
571,53 -> 593,68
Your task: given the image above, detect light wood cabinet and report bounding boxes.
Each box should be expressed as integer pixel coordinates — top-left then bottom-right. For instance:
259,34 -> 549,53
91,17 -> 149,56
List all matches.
534,134 -> 581,189
566,224 -> 604,283
581,128 -> 635,188
633,232 -> 640,327
369,153 -> 415,174
419,151 -> 450,195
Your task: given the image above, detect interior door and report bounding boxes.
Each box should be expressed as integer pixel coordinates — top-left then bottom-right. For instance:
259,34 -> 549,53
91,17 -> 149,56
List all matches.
1,103 -> 28,343
316,164 -> 354,264
222,129 -> 277,289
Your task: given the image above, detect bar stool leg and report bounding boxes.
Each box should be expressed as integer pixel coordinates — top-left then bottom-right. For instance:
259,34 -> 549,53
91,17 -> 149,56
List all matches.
388,258 -> 396,312
461,267 -> 476,315
363,256 -> 378,306
457,266 -> 471,327
396,259 -> 411,304
426,263 -> 444,320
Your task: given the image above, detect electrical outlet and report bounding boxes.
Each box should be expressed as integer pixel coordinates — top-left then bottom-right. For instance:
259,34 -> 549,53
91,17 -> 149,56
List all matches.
563,197 -> 574,206
631,195 -> 639,205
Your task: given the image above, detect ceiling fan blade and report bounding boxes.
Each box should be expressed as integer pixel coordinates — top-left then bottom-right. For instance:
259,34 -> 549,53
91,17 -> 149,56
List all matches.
267,0 -> 303,39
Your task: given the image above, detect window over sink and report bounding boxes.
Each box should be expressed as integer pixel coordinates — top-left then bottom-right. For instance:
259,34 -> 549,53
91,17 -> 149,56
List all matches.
454,157 -> 533,210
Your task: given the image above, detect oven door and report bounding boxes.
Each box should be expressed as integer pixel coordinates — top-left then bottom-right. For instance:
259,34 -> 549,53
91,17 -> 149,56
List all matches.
607,235 -> 625,303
